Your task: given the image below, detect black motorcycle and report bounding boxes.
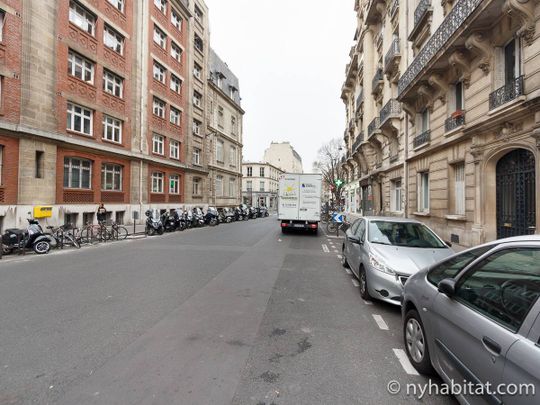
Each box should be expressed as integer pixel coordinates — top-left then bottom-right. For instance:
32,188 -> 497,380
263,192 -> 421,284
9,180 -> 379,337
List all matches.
249,206 -> 258,219
191,207 -> 205,227
205,207 -> 219,226
221,208 -> 234,223
162,211 -> 180,232
240,204 -> 250,220
257,206 -> 269,217
233,206 -> 243,221
2,218 -> 52,255
145,209 -> 164,235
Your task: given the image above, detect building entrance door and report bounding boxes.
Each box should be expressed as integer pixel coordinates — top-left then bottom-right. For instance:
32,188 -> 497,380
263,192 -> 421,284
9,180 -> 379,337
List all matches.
496,149 -> 536,238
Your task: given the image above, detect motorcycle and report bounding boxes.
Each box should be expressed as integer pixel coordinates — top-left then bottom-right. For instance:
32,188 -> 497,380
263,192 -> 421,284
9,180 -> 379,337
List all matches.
2,218 -> 52,255
257,206 -> 269,217
205,207 -> 220,226
221,208 -> 234,223
234,206 -> 243,221
145,209 -> 164,235
249,206 -> 258,219
240,204 -> 250,220
162,210 -> 180,232
191,207 -> 205,227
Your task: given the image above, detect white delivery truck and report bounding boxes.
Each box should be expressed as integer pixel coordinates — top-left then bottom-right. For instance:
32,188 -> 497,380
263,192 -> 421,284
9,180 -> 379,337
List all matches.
278,173 -> 322,234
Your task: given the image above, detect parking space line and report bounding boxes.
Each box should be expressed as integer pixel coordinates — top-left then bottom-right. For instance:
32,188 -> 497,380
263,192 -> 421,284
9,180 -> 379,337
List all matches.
372,314 -> 389,330
344,268 -> 352,275
337,254 -> 342,259
392,348 -> 420,376
322,244 -> 329,253
351,279 -> 360,287
363,300 -> 373,306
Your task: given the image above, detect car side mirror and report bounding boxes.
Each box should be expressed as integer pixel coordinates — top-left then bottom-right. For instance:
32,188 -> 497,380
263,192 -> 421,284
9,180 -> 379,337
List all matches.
444,240 -> 453,248
438,278 -> 456,297
348,235 -> 360,244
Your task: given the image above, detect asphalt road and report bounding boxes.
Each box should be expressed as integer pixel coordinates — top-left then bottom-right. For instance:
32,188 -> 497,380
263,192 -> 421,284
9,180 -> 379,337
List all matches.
0,216 -> 457,405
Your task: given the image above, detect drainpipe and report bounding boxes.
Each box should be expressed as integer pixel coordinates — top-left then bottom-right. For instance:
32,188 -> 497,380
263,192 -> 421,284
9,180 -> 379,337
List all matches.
138,0 -> 149,218
403,0 -> 410,219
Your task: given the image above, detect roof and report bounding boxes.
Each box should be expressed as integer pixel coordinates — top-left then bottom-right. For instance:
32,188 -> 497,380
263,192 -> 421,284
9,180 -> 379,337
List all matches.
209,48 -> 241,107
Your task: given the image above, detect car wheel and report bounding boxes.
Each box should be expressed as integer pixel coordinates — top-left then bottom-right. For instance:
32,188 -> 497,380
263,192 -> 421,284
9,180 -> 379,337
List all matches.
359,266 -> 371,300
404,309 -> 435,375
341,245 -> 349,268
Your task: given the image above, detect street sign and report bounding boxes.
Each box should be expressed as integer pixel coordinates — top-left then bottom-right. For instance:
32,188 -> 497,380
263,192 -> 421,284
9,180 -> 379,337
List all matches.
332,213 -> 344,223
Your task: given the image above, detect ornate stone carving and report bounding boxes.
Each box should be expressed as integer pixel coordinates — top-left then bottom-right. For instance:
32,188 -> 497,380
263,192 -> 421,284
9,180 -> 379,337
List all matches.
448,49 -> 471,87
531,128 -> 540,148
465,32 -> 492,74
428,73 -> 449,104
417,84 -> 435,111
503,0 -> 537,45
401,101 -> 416,126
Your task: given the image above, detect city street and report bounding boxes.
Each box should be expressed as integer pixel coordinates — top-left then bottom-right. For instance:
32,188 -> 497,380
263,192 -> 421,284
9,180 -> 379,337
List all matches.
0,216 -> 456,405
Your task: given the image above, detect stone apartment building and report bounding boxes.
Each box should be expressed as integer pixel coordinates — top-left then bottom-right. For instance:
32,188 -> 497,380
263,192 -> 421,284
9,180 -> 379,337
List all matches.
207,48 -> 244,207
241,162 -> 283,209
340,0 -> 540,248
263,141 -> 304,174
0,0 -> 240,230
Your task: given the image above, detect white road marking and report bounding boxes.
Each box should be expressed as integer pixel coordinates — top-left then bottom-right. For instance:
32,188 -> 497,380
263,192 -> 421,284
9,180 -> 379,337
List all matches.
393,348 -> 420,376
326,236 -> 341,239
333,249 -> 339,253
278,239 -> 282,242
337,254 -> 342,259
351,279 -> 360,287
322,244 -> 329,253
363,300 -> 373,306
372,314 -> 389,331
345,268 -> 352,275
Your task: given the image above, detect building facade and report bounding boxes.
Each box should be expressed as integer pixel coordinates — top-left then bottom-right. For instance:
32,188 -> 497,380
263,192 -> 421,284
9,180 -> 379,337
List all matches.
263,141 -> 303,173
242,162 -> 283,209
340,0 -> 540,248
207,48 -> 244,207
0,0 -> 240,230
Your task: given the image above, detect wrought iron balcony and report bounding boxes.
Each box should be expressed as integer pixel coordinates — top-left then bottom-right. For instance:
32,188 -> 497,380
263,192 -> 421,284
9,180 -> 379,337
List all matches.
375,32 -> 383,49
489,76 -> 524,110
413,130 -> 431,148
398,0 -> 483,97
444,112 -> 466,132
352,134 -> 363,154
414,0 -> 431,26
371,68 -> 384,95
368,117 -> 380,138
390,0 -> 399,17
356,89 -> 364,112
384,37 -> 400,74
348,117 -> 355,131
380,99 -> 401,126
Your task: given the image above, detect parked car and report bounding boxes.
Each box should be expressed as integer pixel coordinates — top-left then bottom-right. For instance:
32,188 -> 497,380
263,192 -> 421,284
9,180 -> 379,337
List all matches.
341,217 -> 453,305
401,235 -> 540,405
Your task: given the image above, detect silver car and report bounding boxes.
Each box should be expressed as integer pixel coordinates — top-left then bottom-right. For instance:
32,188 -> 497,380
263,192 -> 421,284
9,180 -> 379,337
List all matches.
402,236 -> 540,405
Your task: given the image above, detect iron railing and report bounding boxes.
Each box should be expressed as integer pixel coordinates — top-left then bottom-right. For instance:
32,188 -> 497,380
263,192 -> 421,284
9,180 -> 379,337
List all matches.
368,117 -> 380,138
380,99 -> 401,125
372,68 -> 384,94
414,0 -> 431,26
444,113 -> 466,132
489,76 -> 524,110
413,130 -> 431,148
390,0 -> 399,17
356,89 -> 364,112
398,0 -> 484,97
384,37 -> 400,72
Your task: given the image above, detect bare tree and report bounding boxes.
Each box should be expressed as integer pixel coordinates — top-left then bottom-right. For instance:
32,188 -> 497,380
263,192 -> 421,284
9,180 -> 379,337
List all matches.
312,138 -> 345,206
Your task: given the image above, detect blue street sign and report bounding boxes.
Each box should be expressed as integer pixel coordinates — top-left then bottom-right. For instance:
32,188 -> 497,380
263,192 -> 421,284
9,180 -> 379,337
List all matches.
332,213 -> 344,223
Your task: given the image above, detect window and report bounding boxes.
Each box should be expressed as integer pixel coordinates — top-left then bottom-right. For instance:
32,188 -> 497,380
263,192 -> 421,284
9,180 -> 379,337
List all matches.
64,157 -> 92,189
229,86 -> 236,99
170,139 -> 180,159
231,116 -> 237,135
154,0 -> 167,14
68,50 -> 94,83
171,9 -> 182,30
67,102 -> 93,135
107,0 -> 125,12
216,175 -> 223,196
69,1 -> 96,36
193,91 -> 202,108
455,81 -> 464,111
193,120 -> 201,136
229,178 -> 236,197
217,74 -> 223,89
169,174 -> 180,194
455,248 -> 540,333
452,163 -> 466,215
194,34 -> 203,52
35,151 -> 44,179
194,5 -> 203,22
260,167 -> 265,177
229,146 -> 236,166
417,172 -> 429,213
153,25 -> 167,49
192,177 -> 201,195
420,109 -> 429,132
246,180 -> 252,191
153,60 -> 166,83
170,107 -> 181,126
192,148 -> 201,165
171,42 -> 182,62
216,140 -> 224,162
104,25 -> 124,55
152,134 -> 164,155
103,70 -> 123,98
193,63 -> 202,80
247,166 -> 252,177
504,38 -> 521,84
170,74 -> 182,94
259,181 -> 265,192
0,11 -> 5,42
101,163 -> 122,191
153,97 -> 165,118
217,105 -> 224,127
151,172 -> 164,193
102,115 -> 122,143
390,179 -> 402,212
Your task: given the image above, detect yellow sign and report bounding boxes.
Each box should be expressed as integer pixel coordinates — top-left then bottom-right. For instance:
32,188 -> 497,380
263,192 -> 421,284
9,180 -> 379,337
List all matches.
33,206 -> 53,218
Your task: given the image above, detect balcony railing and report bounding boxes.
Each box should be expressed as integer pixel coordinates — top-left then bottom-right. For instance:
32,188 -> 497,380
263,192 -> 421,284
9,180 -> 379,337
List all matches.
353,132 -> 364,153
368,117 -> 380,138
414,0 -> 431,26
356,89 -> 364,112
444,112 -> 466,132
390,0 -> 399,17
398,0 -> 483,97
413,130 -> 431,148
372,68 -> 384,94
489,76 -> 524,110
384,37 -> 400,73
380,99 -> 401,125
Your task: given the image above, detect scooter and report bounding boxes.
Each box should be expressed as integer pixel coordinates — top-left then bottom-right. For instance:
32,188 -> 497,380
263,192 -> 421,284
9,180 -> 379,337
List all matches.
234,206 -> 243,221
191,207 -> 205,227
205,207 -> 220,226
249,206 -> 258,219
145,209 -> 164,235
257,206 -> 269,217
162,210 -> 181,232
2,218 -> 52,255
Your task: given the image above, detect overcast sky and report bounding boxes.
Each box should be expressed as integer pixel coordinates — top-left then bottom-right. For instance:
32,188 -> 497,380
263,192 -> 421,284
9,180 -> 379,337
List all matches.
205,0 -> 356,171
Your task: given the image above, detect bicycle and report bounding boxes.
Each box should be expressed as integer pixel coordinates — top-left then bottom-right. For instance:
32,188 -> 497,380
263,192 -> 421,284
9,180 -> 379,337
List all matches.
79,221 -> 112,244
109,221 -> 129,241
326,213 -> 349,236
45,224 -> 81,249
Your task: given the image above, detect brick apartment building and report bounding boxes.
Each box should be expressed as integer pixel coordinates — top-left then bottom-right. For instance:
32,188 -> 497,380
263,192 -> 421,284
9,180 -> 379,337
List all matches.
0,0 -> 241,230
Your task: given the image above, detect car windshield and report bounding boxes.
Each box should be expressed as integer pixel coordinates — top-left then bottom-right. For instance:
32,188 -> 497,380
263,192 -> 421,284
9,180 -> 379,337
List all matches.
368,221 -> 446,248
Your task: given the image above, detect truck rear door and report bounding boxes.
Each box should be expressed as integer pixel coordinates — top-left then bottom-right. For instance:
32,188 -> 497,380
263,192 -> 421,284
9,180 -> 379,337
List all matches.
298,175 -> 321,221
278,174 -> 300,220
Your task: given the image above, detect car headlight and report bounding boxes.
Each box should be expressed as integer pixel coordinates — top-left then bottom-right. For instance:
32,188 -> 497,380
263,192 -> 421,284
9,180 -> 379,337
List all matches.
369,254 -> 395,275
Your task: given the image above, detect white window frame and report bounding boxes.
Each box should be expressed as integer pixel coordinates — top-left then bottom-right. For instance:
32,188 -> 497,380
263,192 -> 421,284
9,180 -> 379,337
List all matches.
153,97 -> 165,118
67,102 -> 93,136
216,175 -> 223,196
104,24 -> 124,55
103,69 -> 123,98
229,178 -> 236,197
259,181 -> 265,192
247,167 -> 252,177
101,163 -> 122,191
193,148 -> 201,165
152,134 -> 165,155
246,180 -> 252,191
192,177 -> 201,195
193,91 -> 202,108
193,64 -> 202,80
170,107 -> 181,126
151,172 -> 164,193
153,25 -> 167,49
107,0 -> 125,12
69,1 -> 96,36
154,0 -> 167,14
390,179 -> 402,212
171,9 -> 182,30
194,5 -> 203,22
0,11 -> 5,42
170,74 -> 182,94
454,163 -> 466,216
153,60 -> 166,83
64,157 -> 92,189
68,50 -> 94,83
229,146 -> 236,167
193,120 -> 201,136
417,172 -> 430,213
194,34 -> 203,53
170,139 -> 180,159
169,174 -> 180,194
231,116 -> 237,135
260,167 -> 265,177
216,140 -> 224,162
102,115 -> 122,143
171,42 -> 182,62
